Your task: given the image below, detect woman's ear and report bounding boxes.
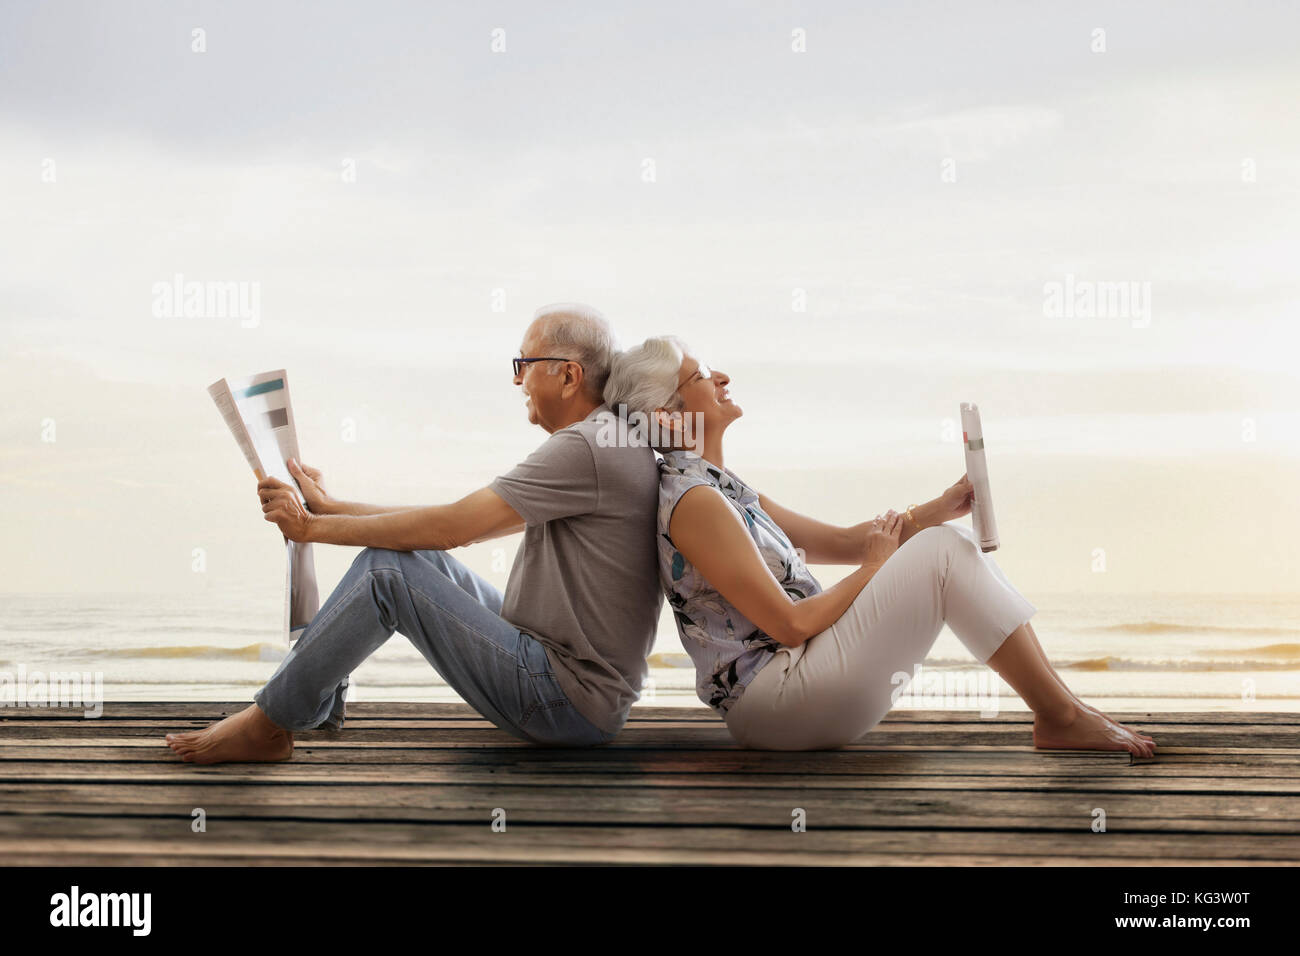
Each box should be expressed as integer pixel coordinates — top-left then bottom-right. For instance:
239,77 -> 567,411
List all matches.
655,407 -> 685,448
655,407 -> 678,434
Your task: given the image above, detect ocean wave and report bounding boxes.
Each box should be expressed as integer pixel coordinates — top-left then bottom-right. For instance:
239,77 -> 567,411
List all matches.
0,621 -> 279,637
647,652 -> 693,668
923,656 -> 1300,672
0,621 -> 104,632
99,643 -> 287,662
1087,622 -> 1299,636
1209,642 -> 1300,659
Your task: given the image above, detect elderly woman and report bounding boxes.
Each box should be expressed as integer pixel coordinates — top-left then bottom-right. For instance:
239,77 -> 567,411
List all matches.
603,336 -> 1156,754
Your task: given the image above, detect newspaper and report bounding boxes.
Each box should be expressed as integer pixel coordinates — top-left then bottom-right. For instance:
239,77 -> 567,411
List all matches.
208,369 -> 321,644
959,402 -> 999,552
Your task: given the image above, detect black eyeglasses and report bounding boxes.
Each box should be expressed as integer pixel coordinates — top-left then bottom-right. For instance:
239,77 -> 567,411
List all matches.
513,356 -> 578,376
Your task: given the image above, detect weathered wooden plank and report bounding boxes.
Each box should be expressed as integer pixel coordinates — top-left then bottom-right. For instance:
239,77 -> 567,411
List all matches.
1,783 -> 1298,832
0,818 -> 1297,864
2,749 -> 1289,780
4,752 -> 1299,783
6,716 -> 1276,736
3,703 -> 1297,724
3,756 -> 1298,794
1,722 -> 1287,749
4,763 -> 1300,794
2,847 -> 1289,866
2,764 -> 1298,794
5,852 -> 1288,866
0,762 -> 1145,785
6,745 -> 1300,777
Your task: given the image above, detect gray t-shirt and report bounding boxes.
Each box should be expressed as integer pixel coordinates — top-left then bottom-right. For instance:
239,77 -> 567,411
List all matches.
489,404 -> 662,734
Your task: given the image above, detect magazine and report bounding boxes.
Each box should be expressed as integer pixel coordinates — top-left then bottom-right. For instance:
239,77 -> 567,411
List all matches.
959,402 -> 1000,552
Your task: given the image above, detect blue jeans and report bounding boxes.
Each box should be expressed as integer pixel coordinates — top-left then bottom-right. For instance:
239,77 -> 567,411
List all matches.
253,547 -> 618,747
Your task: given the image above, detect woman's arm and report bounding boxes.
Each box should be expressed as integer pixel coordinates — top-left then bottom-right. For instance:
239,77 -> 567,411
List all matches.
896,499 -> 946,546
756,493 -> 864,564
670,486 -> 897,647
758,493 -> 945,561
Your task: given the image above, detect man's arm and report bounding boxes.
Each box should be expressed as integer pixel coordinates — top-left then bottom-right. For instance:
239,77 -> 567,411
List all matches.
267,430 -> 595,549
306,487 -> 526,550
286,460 -> 425,517
322,500 -> 422,517
758,493 -> 946,563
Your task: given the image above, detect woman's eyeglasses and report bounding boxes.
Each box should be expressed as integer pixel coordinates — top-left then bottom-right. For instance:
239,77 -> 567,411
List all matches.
675,362 -> 712,394
513,356 -> 577,376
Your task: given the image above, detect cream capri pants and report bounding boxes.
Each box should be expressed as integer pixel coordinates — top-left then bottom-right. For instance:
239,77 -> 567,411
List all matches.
724,521 -> 1037,750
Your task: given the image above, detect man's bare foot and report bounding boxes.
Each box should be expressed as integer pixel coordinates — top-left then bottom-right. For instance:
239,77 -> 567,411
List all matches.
1033,703 -> 1155,757
164,704 -> 294,765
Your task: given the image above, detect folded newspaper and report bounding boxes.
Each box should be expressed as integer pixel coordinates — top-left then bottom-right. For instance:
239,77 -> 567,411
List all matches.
208,369 -> 321,644
959,402 -> 999,552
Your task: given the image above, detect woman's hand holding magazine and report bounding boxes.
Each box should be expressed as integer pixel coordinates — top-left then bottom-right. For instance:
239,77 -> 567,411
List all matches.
937,474 -> 975,522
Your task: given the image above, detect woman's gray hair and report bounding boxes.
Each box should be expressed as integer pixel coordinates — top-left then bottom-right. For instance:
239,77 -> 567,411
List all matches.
533,303 -> 618,400
603,335 -> 688,420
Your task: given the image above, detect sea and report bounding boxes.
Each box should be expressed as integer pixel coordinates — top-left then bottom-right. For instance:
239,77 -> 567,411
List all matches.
1,589 -> 1298,714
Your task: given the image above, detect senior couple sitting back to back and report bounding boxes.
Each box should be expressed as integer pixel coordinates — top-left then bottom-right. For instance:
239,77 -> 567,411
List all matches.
165,304 -> 1156,763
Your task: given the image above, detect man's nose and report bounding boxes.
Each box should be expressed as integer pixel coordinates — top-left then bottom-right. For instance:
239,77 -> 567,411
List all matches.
715,369 -> 730,386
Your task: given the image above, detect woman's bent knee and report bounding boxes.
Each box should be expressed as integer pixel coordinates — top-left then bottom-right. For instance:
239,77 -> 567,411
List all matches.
907,524 -> 980,568
916,523 -> 966,547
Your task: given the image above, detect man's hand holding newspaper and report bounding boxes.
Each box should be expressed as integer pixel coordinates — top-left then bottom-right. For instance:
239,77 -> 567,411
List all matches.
285,459 -> 332,514
259,471 -> 316,543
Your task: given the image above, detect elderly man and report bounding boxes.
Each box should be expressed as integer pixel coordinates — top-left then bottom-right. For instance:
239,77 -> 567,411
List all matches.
165,304 -> 663,762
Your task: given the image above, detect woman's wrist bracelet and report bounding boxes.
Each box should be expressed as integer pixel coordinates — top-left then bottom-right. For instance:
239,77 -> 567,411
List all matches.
905,503 -> 919,526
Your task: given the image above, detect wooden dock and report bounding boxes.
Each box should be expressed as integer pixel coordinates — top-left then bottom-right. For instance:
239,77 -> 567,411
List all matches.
0,703 -> 1297,865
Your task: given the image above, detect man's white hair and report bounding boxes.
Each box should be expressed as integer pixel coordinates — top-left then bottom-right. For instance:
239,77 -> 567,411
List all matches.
532,303 -> 618,400
603,336 -> 688,421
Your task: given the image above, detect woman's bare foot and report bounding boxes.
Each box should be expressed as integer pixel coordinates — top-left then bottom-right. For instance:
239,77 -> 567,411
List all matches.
164,704 -> 294,764
1018,622 -> 1155,746
1065,696 -> 1156,746
1033,702 -> 1156,757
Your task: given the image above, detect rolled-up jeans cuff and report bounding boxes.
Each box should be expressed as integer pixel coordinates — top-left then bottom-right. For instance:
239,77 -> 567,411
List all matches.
253,682 -> 345,732
319,679 -> 348,730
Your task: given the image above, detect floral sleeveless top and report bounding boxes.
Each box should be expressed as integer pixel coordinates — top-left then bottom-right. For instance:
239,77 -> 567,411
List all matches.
656,449 -> 823,717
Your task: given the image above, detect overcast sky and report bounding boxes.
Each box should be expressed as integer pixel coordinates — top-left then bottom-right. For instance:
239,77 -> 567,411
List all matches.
1,1 -> 1297,600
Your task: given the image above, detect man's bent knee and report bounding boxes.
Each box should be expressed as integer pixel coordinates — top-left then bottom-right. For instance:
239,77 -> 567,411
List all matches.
351,547 -> 406,570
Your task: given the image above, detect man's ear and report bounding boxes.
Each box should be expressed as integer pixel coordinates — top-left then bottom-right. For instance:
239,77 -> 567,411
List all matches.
561,361 -> 585,398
